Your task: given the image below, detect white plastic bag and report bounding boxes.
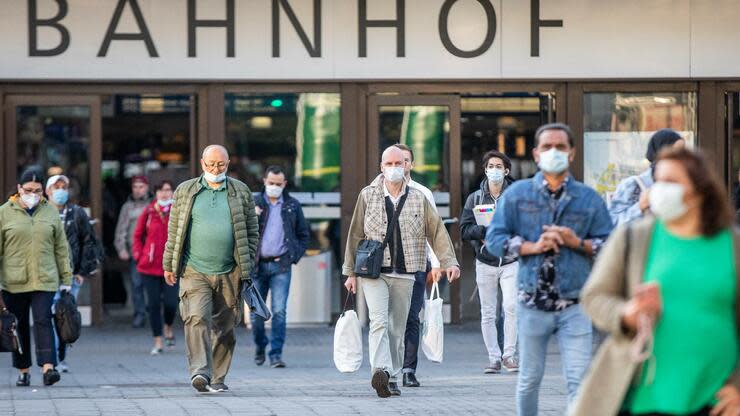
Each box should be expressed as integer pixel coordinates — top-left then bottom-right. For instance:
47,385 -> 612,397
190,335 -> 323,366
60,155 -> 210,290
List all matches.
333,309 -> 363,373
421,281 -> 444,363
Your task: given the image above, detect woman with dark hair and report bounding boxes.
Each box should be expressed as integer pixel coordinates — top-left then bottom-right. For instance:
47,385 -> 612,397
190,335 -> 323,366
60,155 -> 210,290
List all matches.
132,180 -> 177,355
0,167 -> 72,386
609,129 -> 685,227
572,148 -> 739,416
460,150 -> 519,374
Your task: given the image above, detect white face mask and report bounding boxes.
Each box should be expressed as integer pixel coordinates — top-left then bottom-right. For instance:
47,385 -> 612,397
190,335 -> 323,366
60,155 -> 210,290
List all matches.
157,198 -> 173,207
265,184 -> 284,198
204,170 -> 227,183
20,192 -> 41,209
384,166 -> 405,183
537,148 -> 570,174
485,168 -> 505,185
649,182 -> 688,222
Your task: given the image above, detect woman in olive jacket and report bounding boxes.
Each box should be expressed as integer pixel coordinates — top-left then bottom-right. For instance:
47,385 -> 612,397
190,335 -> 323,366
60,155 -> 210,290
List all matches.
0,168 -> 73,387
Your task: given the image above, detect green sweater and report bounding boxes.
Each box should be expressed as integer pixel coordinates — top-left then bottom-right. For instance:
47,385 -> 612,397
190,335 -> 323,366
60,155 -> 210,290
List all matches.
0,196 -> 73,293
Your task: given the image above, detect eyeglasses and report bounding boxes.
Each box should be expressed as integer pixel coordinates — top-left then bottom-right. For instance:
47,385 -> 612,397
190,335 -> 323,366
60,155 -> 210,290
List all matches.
21,188 -> 43,194
204,162 -> 227,169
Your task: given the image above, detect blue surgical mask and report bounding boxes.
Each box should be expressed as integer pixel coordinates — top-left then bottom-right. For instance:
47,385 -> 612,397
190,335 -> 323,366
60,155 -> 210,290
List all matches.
485,168 -> 505,185
538,149 -> 570,174
51,189 -> 69,205
384,167 -> 405,183
204,170 -> 227,183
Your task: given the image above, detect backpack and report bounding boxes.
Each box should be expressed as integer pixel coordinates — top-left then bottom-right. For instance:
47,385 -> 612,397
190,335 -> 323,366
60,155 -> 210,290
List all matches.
54,291 -> 82,344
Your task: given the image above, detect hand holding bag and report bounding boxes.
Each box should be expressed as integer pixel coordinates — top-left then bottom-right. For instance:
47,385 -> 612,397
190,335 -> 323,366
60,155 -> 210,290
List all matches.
242,279 -> 272,321
422,281 -> 444,363
354,192 -> 407,278
333,293 -> 363,373
0,295 -> 22,353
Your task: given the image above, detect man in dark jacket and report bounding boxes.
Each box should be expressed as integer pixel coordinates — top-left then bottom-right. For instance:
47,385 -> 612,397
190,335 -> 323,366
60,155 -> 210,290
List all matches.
46,174 -> 101,373
252,166 -> 310,368
460,150 -> 519,374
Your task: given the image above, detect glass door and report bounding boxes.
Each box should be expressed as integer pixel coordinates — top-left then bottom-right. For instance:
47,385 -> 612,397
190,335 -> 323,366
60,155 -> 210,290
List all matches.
4,95 -> 103,324
367,94 -> 463,323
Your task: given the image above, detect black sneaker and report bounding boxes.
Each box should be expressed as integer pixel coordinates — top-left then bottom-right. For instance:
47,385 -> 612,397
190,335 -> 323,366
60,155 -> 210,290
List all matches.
43,369 -> 60,386
254,351 -> 266,366
371,369 -> 391,398
16,373 -> 30,387
270,357 -> 286,368
388,382 -> 401,396
403,372 -> 420,387
191,374 -> 213,393
211,383 -> 229,392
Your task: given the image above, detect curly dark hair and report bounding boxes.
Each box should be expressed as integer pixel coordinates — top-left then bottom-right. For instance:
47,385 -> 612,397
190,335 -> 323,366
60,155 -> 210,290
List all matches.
655,147 -> 733,236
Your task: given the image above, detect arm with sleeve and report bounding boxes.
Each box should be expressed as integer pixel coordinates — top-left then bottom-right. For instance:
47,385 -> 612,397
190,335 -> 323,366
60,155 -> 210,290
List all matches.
341,192 -> 367,276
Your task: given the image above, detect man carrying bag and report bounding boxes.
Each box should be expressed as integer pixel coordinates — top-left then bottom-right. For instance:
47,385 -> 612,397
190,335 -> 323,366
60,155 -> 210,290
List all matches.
342,145 -> 460,398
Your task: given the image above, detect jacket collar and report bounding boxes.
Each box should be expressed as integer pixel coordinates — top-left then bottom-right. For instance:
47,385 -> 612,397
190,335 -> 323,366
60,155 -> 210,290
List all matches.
532,171 -> 581,198
8,194 -> 48,211
479,176 -> 512,199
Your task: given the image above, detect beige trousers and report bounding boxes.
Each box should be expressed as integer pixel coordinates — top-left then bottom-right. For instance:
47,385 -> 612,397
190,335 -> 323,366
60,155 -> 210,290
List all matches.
361,274 -> 414,382
179,266 -> 242,384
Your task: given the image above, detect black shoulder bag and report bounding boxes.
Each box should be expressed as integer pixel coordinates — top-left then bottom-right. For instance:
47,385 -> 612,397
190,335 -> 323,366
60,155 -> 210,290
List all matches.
0,296 -> 21,353
353,192 -> 407,279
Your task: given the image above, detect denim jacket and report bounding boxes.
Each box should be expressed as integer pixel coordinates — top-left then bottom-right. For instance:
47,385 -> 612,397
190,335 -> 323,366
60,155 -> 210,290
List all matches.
255,190 -> 311,273
486,172 -> 613,299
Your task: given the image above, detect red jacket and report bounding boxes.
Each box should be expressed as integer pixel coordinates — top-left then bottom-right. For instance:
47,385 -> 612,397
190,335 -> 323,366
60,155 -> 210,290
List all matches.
132,201 -> 170,276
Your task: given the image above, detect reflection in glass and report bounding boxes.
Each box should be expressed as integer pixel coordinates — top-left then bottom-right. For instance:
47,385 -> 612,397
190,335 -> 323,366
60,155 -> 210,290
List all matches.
16,105 -> 91,205
583,92 -> 697,200
378,105 -> 450,193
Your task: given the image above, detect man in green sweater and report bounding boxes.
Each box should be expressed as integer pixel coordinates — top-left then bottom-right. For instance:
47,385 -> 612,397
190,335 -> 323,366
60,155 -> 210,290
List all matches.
163,145 -> 259,393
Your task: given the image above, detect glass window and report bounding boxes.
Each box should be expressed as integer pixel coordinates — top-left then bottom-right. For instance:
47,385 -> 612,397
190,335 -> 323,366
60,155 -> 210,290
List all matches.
15,105 -> 91,205
225,92 -> 342,261
583,92 -> 697,201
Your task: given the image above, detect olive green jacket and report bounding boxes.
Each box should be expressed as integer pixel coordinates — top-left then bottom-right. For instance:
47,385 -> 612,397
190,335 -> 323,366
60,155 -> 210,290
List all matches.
571,217 -> 740,416
0,195 -> 73,293
163,176 -> 259,281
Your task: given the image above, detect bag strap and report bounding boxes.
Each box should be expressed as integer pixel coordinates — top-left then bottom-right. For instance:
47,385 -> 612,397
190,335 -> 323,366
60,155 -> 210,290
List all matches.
0,293 -> 6,312
342,291 -> 354,312
623,224 -> 632,298
380,190 -> 408,249
429,281 -> 440,300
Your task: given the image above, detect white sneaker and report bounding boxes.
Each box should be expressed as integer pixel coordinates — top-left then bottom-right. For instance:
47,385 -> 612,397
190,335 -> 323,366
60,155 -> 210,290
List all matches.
58,361 -> 69,373
150,347 -> 163,356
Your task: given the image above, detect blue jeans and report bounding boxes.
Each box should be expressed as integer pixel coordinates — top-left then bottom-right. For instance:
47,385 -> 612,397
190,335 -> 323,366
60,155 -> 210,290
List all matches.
517,303 -> 593,416
53,277 -> 82,362
130,260 -> 147,318
251,261 -> 292,359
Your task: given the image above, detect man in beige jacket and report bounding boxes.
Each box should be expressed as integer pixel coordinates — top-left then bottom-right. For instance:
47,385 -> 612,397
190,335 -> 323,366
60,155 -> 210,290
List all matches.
343,145 -> 460,398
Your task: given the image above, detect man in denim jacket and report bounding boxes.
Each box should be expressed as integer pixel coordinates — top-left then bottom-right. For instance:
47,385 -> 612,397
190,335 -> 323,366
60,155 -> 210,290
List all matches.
486,123 -> 613,416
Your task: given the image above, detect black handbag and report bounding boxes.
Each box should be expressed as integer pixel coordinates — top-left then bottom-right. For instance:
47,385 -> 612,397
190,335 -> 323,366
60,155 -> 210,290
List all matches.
353,192 -> 407,279
54,291 -> 82,345
0,297 -> 21,354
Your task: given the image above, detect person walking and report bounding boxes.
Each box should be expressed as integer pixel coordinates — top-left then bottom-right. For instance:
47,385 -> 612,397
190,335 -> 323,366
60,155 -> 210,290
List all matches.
163,145 -> 259,393
487,123 -> 613,416
461,150 -> 519,374
343,145 -> 460,398
573,148 -> 740,416
608,129 -> 685,227
114,175 -> 151,328
132,180 -> 178,356
0,168 -> 73,387
46,174 -> 100,372
392,143 -> 442,388
252,166 -> 310,368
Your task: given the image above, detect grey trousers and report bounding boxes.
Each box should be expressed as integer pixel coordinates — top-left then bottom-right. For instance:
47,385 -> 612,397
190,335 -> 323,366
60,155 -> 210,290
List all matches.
179,266 -> 242,384
361,274 -> 414,382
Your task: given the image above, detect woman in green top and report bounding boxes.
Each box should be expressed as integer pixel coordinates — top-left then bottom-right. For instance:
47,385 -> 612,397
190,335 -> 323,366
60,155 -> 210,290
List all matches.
0,168 -> 73,387
572,148 -> 740,416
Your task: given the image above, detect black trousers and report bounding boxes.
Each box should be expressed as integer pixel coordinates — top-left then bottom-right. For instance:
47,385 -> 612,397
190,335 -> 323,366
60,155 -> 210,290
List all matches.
142,274 -> 179,338
402,270 -> 428,373
2,290 -> 56,369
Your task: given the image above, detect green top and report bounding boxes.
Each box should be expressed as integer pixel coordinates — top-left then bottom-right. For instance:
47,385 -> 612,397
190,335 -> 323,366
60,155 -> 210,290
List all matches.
0,196 -> 73,293
183,177 -> 235,275
623,221 -> 738,414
